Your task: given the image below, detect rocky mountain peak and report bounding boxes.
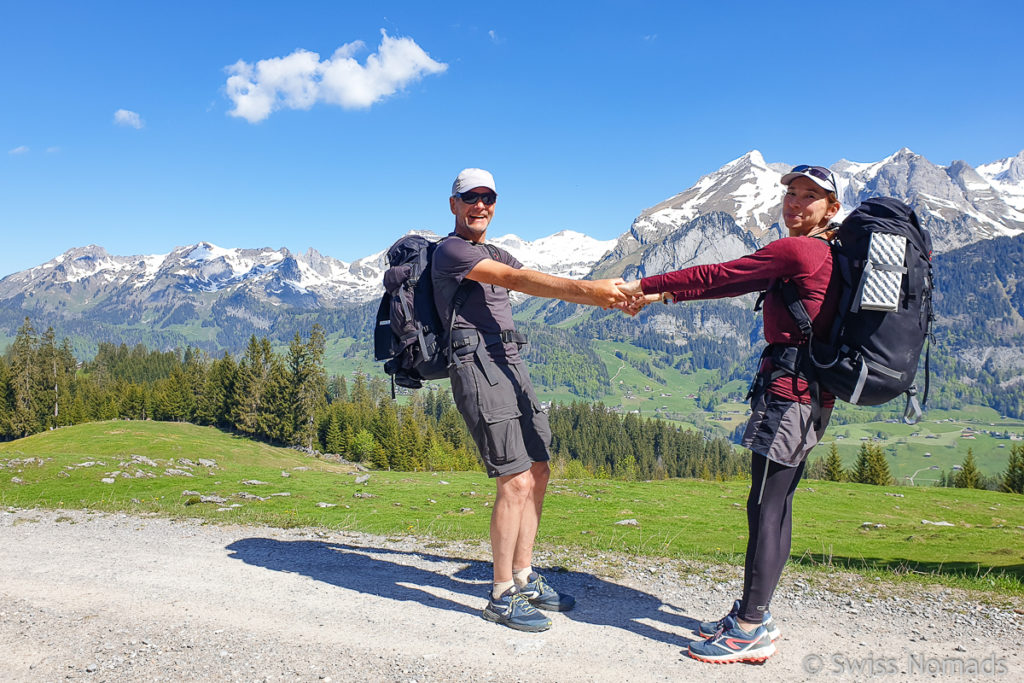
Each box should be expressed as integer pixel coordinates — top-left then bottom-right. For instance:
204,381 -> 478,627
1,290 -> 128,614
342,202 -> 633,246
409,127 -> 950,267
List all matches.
61,245 -> 111,260
995,150 -> 1024,183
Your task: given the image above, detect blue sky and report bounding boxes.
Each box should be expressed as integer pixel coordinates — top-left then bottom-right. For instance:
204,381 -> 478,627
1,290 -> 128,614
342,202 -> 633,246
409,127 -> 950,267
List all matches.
2,0 -> 1022,276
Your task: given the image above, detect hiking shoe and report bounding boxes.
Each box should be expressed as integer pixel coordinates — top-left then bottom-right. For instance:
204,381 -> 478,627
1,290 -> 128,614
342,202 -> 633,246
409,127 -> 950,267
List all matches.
688,615 -> 776,664
518,572 -> 575,612
698,599 -> 780,641
481,586 -> 552,632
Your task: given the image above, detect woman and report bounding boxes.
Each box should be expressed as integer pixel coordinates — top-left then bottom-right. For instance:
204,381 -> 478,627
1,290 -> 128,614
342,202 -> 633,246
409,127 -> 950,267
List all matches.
618,165 -> 842,664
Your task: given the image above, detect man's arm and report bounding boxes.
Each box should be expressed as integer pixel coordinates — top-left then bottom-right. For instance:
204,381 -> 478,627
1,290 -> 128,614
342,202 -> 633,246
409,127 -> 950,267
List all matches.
466,258 -> 628,309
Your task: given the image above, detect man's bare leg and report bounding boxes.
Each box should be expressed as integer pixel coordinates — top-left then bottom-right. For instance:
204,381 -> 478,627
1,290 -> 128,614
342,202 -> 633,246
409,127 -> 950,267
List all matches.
491,467 -> 535,586
512,461 -> 549,574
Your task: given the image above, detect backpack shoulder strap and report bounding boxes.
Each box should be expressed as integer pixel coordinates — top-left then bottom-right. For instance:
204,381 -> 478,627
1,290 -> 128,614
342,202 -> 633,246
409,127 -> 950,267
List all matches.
778,280 -> 813,338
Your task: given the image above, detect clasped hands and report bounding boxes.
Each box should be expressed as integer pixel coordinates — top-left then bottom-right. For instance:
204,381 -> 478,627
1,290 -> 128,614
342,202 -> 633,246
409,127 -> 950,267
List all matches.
589,279 -> 664,316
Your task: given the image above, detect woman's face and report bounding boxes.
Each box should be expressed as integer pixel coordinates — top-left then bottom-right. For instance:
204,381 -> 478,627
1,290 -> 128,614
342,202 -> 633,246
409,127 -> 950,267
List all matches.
782,176 -> 837,236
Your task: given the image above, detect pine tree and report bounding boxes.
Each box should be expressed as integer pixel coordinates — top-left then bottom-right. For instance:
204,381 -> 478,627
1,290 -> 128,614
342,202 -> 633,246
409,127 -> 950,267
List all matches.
324,412 -> 344,454
259,359 -> 293,444
438,406 -> 466,451
7,318 -> 42,437
327,374 -> 348,403
824,442 -> 846,482
0,359 -> 14,438
397,407 -> 423,471
36,328 -> 76,429
803,457 -> 828,480
1001,443 -> 1024,494
232,336 -> 272,436
852,442 -> 892,485
348,373 -> 374,433
285,326 -> 327,450
200,353 -> 238,427
372,401 -> 400,469
119,382 -> 148,420
953,448 -> 983,489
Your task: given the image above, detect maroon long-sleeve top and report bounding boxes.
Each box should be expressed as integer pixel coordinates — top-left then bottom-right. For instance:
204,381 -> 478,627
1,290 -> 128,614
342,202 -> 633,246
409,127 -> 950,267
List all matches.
640,236 -> 840,403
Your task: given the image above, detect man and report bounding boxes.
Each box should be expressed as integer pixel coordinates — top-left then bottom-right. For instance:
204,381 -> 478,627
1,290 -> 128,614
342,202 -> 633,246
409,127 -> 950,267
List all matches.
431,168 -> 627,632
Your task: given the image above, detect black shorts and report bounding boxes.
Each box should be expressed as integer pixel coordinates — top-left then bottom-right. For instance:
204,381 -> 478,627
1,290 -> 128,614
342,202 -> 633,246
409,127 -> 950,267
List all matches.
449,355 -> 551,478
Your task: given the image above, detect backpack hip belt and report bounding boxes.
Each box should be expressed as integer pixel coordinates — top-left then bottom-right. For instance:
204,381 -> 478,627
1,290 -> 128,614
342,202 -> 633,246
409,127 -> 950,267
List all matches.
449,328 -> 529,387
450,328 -> 529,355
746,343 -> 824,430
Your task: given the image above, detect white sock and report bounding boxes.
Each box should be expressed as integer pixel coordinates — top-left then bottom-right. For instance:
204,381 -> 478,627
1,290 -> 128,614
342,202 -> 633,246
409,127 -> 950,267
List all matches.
492,580 -> 515,600
513,566 -> 533,587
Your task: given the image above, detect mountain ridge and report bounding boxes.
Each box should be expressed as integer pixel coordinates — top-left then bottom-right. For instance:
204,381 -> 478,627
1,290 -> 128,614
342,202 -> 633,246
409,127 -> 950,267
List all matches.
2,148 -> 1022,371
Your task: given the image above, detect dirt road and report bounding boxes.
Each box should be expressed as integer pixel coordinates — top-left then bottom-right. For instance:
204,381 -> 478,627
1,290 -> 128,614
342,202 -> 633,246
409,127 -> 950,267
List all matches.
1,508 -> 1020,681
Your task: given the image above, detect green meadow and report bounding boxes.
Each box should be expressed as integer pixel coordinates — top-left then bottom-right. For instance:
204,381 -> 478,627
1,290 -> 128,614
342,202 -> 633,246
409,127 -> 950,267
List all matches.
2,421 -> 1022,596
821,406 -> 1024,481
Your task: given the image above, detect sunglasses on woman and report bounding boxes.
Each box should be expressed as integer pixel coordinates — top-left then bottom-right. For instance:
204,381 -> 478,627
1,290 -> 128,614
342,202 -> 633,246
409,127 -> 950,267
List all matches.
791,165 -> 837,193
457,191 -> 497,206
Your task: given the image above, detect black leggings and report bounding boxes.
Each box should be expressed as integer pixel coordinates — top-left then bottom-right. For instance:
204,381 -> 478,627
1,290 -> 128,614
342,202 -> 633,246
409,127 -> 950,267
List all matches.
739,452 -> 804,624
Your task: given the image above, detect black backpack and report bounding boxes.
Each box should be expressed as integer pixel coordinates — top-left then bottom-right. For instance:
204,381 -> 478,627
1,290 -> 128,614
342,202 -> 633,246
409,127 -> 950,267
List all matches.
373,234 -> 481,394
776,197 -> 934,424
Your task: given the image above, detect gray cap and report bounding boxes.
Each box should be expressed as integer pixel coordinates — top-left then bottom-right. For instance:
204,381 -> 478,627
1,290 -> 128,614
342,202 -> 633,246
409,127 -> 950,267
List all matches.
452,168 -> 496,196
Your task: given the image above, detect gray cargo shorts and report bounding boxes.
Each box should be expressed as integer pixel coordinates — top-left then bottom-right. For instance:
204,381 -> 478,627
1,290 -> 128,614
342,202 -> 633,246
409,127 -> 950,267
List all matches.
741,391 -> 833,467
449,353 -> 551,478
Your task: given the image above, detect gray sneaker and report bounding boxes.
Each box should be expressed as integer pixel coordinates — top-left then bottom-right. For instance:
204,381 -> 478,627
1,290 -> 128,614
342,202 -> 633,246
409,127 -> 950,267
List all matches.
689,615 -> 776,664
698,599 -> 780,641
518,572 -> 575,612
482,586 -> 552,632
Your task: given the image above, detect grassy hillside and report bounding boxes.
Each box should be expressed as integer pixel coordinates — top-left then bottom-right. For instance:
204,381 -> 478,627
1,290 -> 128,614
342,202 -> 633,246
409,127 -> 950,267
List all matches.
327,327 -> 1024,479
821,406 -> 1024,480
2,421 -> 1022,595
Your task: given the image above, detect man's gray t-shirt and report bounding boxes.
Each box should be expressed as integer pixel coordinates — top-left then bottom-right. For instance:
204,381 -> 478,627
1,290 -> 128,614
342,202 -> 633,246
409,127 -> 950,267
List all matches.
431,233 -> 523,361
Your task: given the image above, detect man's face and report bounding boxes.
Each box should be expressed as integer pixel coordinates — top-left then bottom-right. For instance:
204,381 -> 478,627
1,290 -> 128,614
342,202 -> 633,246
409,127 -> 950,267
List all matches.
450,186 -> 496,240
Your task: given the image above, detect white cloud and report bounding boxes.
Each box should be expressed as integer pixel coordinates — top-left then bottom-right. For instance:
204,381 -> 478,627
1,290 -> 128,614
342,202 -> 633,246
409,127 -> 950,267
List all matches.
488,30 -> 504,44
46,146 -> 60,154
225,30 -> 447,123
8,145 -> 29,155
114,109 -> 144,129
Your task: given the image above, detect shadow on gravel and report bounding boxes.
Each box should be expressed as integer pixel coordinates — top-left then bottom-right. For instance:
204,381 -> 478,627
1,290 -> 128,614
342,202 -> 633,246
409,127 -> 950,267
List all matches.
226,538 -> 701,647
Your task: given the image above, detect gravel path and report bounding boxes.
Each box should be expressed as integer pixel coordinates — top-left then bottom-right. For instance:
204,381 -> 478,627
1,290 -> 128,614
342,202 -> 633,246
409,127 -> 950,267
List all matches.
2,507 -> 1021,682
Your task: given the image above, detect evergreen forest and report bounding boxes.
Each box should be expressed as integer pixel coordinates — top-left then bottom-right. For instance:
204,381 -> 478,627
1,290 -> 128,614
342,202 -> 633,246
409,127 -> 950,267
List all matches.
0,318 -> 746,481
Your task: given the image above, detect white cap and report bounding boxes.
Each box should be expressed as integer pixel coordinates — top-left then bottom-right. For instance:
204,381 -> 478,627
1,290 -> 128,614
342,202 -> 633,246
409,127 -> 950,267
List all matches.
780,165 -> 838,194
452,168 -> 497,196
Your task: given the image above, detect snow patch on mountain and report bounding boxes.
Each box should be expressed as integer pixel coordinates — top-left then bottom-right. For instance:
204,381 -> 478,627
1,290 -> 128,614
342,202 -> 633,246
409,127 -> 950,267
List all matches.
490,230 -> 614,279
632,150 -> 785,244
978,150 -> 1024,212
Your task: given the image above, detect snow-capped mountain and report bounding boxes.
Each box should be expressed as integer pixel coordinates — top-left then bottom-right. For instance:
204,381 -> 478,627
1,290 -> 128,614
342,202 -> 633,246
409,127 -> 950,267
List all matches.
632,212 -> 762,281
0,242 -> 389,309
490,230 -> 616,279
2,147 -> 1022,356
834,149 -> 1024,250
604,148 -> 1024,268
631,150 -> 788,244
0,231 -> 615,318
978,150 -> 1024,213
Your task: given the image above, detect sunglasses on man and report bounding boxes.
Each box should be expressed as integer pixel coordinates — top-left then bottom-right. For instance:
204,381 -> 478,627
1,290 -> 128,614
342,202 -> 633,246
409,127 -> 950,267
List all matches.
790,165 -> 837,193
456,191 -> 497,206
